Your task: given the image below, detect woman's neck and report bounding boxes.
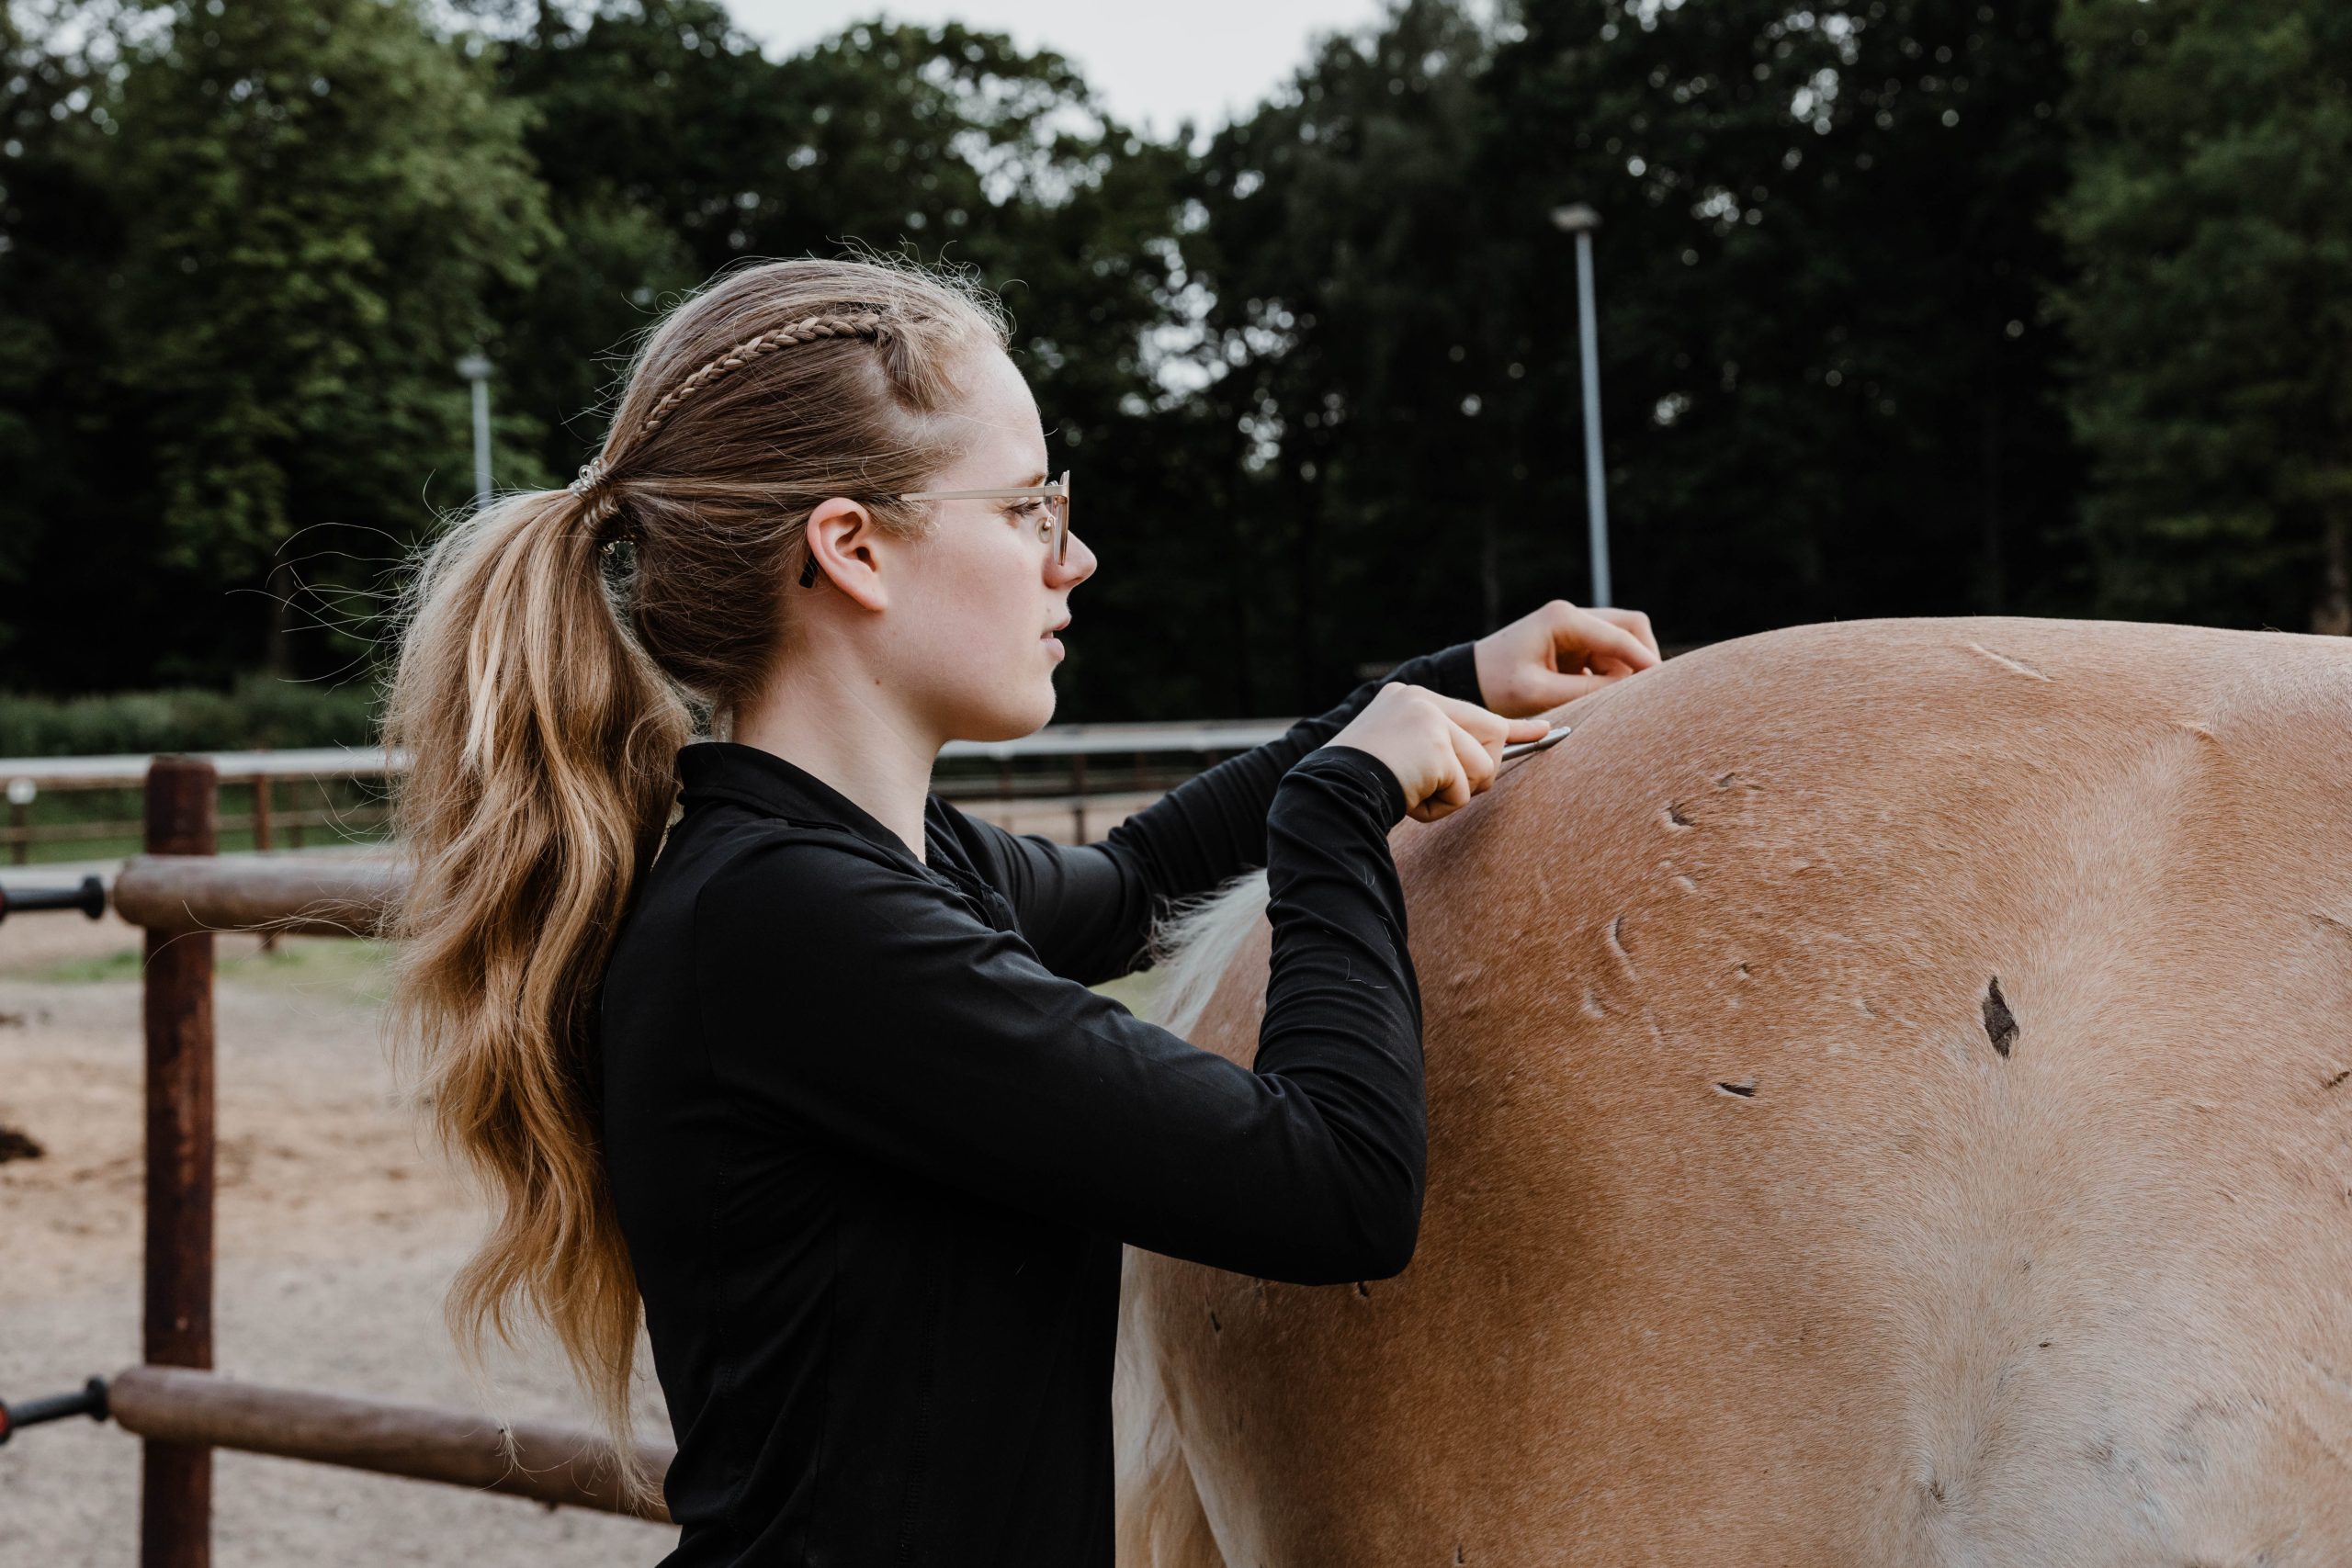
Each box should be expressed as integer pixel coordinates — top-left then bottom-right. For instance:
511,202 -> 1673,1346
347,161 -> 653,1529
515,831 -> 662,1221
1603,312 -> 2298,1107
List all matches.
733,666 -> 940,866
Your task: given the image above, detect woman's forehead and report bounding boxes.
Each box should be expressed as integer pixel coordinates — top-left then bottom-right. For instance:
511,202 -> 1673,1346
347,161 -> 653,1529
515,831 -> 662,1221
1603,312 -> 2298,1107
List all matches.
970,346 -> 1042,425
942,350 -> 1046,475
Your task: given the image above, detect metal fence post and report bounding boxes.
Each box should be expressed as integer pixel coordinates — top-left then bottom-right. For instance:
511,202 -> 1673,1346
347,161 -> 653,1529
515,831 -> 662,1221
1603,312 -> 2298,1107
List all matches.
141,755 -> 215,1568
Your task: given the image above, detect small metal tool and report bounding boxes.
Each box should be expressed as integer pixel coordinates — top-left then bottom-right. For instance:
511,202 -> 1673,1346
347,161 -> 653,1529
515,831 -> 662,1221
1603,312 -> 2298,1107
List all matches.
1500,723 -> 1573,761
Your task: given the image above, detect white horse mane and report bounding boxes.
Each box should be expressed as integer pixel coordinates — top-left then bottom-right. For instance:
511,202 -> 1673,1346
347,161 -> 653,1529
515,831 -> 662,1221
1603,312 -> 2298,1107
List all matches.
1141,870 -> 1272,1037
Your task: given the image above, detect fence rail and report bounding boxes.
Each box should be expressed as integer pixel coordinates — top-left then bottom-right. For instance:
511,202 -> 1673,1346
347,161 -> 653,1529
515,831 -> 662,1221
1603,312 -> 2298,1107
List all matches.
40,744 -> 1262,1563
0,722 -> 1296,863
112,855 -> 400,938
0,720 -> 1296,784
106,1366 -> 673,1523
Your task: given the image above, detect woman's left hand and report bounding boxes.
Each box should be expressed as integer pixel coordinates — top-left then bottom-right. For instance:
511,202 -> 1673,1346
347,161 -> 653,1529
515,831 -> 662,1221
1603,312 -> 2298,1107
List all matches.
1472,600 -> 1663,717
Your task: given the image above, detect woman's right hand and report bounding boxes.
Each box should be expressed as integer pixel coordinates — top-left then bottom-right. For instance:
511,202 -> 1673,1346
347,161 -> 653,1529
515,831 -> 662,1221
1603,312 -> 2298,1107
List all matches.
1324,684 -> 1555,823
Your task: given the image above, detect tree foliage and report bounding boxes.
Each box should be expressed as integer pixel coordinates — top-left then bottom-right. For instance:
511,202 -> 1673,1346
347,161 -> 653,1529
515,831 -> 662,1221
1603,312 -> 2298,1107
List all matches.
1181,1 -> 1509,709
1473,0 -> 2082,636
0,0 -> 2342,716
2054,0 -> 2352,631
3,0 -> 547,686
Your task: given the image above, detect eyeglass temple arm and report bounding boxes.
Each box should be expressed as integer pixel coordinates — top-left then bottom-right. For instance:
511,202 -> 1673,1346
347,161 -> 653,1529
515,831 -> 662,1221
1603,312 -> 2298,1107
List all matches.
897,484 -> 1065,502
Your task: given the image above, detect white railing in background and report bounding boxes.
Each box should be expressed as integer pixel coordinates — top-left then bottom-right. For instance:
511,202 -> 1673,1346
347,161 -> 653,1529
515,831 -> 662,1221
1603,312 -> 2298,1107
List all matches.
0,720 -> 1303,863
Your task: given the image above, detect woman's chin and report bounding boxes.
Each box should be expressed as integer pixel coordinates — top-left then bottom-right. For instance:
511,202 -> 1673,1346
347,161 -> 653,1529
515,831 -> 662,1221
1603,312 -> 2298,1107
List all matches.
1023,682 -> 1059,734
952,689 -> 1057,745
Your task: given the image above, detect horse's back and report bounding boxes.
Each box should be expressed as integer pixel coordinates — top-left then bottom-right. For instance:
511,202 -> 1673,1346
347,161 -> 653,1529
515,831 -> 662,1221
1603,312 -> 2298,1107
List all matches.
1125,616 -> 2352,1567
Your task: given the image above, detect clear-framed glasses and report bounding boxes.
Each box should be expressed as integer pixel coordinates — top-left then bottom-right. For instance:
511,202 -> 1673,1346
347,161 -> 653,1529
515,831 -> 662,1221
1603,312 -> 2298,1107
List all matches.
896,469 -> 1072,564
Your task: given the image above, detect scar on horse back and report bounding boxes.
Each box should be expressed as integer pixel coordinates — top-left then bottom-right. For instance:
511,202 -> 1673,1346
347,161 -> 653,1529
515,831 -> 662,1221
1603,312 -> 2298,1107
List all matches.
1963,642 -> 2051,682
1983,976 -> 2019,1058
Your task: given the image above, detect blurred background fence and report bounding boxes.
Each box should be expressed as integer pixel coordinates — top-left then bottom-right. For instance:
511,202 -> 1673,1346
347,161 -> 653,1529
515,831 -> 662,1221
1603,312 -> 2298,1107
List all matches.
0,723 -> 1298,863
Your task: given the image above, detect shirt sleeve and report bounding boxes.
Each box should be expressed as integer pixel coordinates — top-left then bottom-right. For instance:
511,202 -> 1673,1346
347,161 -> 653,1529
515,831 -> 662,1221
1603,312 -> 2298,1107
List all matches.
691,744 -> 1427,1285
954,639 -> 1483,986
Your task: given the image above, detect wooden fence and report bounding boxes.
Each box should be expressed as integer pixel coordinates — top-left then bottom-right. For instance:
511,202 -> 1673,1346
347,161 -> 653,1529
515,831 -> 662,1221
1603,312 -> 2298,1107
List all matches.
17,728 -> 1268,1562
116,756 -> 675,1565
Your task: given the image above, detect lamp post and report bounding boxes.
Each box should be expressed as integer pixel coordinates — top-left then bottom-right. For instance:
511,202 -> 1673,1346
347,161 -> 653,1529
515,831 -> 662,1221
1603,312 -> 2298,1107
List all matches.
455,351 -> 494,509
1548,203 -> 1611,607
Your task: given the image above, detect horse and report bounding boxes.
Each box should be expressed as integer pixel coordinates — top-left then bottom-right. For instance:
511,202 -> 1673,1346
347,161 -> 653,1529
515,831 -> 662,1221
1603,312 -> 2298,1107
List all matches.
1114,615 -> 2352,1567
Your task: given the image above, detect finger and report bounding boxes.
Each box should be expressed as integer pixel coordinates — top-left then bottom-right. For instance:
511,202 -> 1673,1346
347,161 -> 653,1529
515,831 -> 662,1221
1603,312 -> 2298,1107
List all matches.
1446,716 -> 1498,794
1589,605 -> 1661,659
1555,605 -> 1658,671
1409,791 -> 1458,823
1422,691 -> 1520,746
1554,671 -> 1621,704
1428,736 -> 1474,813
1422,755 -> 1472,820
1410,779 -> 1460,823
1510,669 -> 1621,711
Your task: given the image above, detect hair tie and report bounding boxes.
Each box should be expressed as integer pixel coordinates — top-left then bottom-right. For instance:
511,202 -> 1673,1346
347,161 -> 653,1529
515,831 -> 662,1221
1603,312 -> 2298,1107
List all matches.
561,456 -> 635,551
569,456 -> 612,498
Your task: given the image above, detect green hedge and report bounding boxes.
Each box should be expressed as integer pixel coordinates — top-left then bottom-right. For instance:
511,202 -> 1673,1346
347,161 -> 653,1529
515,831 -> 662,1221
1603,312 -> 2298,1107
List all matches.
0,674 -> 384,757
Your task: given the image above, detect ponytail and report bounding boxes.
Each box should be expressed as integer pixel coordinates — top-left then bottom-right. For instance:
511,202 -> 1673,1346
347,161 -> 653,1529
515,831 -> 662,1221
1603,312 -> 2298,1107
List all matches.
384,483 -> 687,1505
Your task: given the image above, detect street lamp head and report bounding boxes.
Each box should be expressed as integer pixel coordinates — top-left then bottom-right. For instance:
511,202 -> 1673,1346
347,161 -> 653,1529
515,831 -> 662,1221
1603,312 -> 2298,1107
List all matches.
455,351 -> 493,381
1549,203 -> 1601,234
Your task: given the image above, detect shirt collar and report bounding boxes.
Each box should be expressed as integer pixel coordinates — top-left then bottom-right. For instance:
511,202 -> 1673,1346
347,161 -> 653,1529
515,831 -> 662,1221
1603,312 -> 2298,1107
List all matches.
676,740 -> 936,868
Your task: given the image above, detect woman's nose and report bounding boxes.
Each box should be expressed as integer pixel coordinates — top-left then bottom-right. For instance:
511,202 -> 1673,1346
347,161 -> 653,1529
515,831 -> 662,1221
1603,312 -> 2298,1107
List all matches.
1051,528 -> 1097,586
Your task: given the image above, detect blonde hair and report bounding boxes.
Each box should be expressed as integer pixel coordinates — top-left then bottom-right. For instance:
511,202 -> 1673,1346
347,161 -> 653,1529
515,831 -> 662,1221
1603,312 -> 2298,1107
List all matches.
383,255 -> 1010,1503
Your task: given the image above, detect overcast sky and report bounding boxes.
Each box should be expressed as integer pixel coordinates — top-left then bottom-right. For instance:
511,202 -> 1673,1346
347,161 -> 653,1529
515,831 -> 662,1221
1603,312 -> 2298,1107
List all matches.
727,1 -> 1396,141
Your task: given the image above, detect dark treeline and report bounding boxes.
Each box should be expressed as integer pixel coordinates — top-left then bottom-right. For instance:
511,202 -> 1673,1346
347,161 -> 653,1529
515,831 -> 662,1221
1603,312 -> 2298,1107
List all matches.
3,0 -> 2345,722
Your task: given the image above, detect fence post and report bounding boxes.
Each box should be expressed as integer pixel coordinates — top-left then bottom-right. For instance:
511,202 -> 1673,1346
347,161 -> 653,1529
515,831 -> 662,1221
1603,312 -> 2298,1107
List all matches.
141,756 -> 216,1568
251,778 -> 277,953
6,777 -> 29,865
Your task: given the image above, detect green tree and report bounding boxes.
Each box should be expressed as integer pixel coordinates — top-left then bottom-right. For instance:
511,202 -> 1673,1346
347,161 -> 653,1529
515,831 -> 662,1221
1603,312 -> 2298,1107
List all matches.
102,0 -> 550,675
2054,0 -> 2352,631
1180,1 -> 1505,709
12,0 -> 2228,714
478,5 -> 1198,716
1,4 -> 160,682
1476,0 -> 2082,638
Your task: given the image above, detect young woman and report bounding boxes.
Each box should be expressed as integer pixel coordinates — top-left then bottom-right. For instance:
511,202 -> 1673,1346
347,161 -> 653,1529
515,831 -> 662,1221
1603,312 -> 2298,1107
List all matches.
385,255 -> 1658,1565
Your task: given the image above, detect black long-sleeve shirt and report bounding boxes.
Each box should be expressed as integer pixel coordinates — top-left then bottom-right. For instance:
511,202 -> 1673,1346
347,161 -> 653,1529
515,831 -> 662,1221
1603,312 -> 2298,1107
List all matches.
597,641 -> 1482,1566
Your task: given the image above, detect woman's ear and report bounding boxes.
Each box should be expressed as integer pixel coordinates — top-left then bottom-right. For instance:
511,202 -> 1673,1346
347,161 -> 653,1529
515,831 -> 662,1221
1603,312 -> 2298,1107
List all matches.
801,497 -> 890,612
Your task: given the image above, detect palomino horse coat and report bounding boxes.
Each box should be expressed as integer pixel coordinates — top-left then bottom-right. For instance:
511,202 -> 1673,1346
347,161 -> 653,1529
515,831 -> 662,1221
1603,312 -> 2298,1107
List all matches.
1116,616 -> 2352,1567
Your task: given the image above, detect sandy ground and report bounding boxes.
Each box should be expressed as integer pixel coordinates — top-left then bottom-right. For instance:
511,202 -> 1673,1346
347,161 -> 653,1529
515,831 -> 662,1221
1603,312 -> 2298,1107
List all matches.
1,804 -> 1156,1565
0,892 -> 676,1564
